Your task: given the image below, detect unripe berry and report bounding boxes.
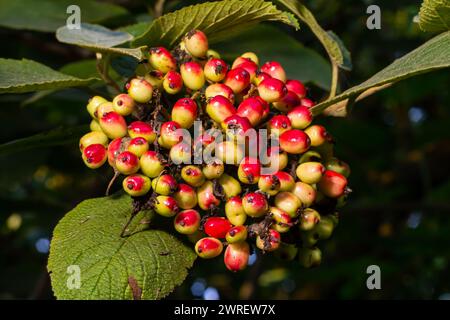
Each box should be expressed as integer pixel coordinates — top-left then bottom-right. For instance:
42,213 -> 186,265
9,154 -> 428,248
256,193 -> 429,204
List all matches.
236,96 -> 266,126
242,192 -> 268,218
218,173 -> 242,199
202,161 -> 225,180
256,229 -> 281,252
139,151 -> 165,178
205,83 -> 235,103
272,91 -> 301,113
241,52 -> 259,65
314,216 -> 335,240
301,230 -> 319,248
197,181 -> 220,210
128,121 -> 156,143
258,174 -> 281,196
144,70 -> 164,88
170,142 -> 191,164
292,182 -> 317,207
127,137 -> 149,157
148,47 -> 176,73
222,115 -> 252,143
225,196 -> 247,226
107,138 -> 123,166
274,243 -> 298,261
173,183 -> 198,209
264,146 -> 288,172
184,30 -> 209,58
238,157 -> 261,184
261,61 -> 286,82
274,171 -> 295,192
99,112 -> 127,139
195,237 -> 223,259
299,150 -> 322,164
287,106 -> 313,130
234,60 -> 258,80
87,96 -> 108,119
181,165 -> 205,187
174,209 -> 201,235
112,93 -> 135,116
336,194 -> 348,208
304,125 -> 330,147
204,217 -> 232,239
274,191 -> 301,217
270,206 -> 292,233
279,129 -> 310,154
253,71 -> 271,86
126,78 -> 153,103
115,151 -> 140,175
318,170 -> 348,198
123,174 -> 151,197
163,70 -> 183,94
154,195 -> 179,217
206,49 -> 221,59
171,98 -> 198,129
89,119 -> 102,132
151,174 -> 178,195
224,241 -> 250,272
300,98 -> 315,108
206,95 -> 236,123
298,247 -> 322,268
325,157 -> 351,178
286,79 -> 306,99
224,67 -> 250,94
204,58 -> 228,82
299,208 -> 321,231
257,78 -> 287,103
82,144 -> 107,169
215,141 -> 244,165
226,225 -> 248,243
296,162 -> 326,184
160,121 -> 183,148
268,115 -> 292,137
180,61 -> 205,90
79,131 -> 108,152
95,102 -> 114,119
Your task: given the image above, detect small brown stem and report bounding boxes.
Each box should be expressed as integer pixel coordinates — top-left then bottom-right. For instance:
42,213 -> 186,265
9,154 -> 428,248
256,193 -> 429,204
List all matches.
120,211 -> 137,238
106,170 -> 120,196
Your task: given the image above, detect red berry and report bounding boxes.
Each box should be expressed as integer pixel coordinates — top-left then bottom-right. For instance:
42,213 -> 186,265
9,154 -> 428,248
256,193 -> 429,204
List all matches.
279,129 -> 310,154
287,106 -> 312,129
82,144 -> 107,169
115,151 -> 140,175
127,137 -> 149,157
204,217 -> 232,239
261,61 -> 286,82
304,125 -> 330,147
163,70 -> 183,94
318,170 -> 348,198
253,71 -> 271,86
205,83 -> 235,103
286,79 -> 306,99
234,60 -> 258,80
204,58 -> 228,82
197,181 -> 220,210
148,47 -> 176,73
272,90 -> 301,113
236,96 -> 266,126
296,162 -> 326,184
170,142 -> 192,164
180,61 -> 205,90
123,174 -> 151,197
144,70 -> 164,88
152,174 -> 178,195
173,183 -> 198,209
258,174 -> 281,195
181,165 -> 205,187
139,151 -> 165,178
79,131 -> 108,152
112,93 -> 135,116
174,209 -> 201,234
128,121 -> 156,143
224,242 -> 250,272
268,115 -> 292,137
224,67 -> 250,94
172,98 -> 198,129
256,229 -> 280,252
226,225 -> 248,243
222,114 -> 252,143
300,98 -> 315,108
160,121 -> 183,148
257,78 -> 287,103
195,237 -> 223,259
154,195 -> 179,217
206,95 -> 236,123
274,171 -> 295,192
238,157 -> 261,184
127,78 -> 153,103
242,192 -> 268,217
184,30 -> 209,58
107,137 -> 123,166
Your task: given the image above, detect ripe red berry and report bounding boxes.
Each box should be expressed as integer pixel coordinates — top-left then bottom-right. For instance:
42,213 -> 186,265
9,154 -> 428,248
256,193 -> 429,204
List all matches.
160,121 -> 183,148
151,174 -> 178,195
82,144 -> 107,169
171,98 -> 198,129
270,206 -> 293,233
127,137 -> 149,157
204,83 -> 235,103
224,242 -> 250,272
163,70 -> 183,94
173,183 -> 198,209
180,61 -> 205,90
181,165 -> 205,187
287,106 -> 313,129
204,217 -> 232,239
112,93 -> 135,116
195,237 -> 223,259
99,111 -> 127,139
238,157 -> 261,184
274,171 -> 295,192
128,121 -> 156,143
204,58 -> 228,82
242,192 -> 268,217
234,60 -> 258,80
241,52 -> 259,65
253,71 -> 271,86
174,209 -> 201,234
226,225 -> 248,243
272,90 -> 301,113
279,129 -> 311,154
257,78 -> 287,103
95,102 -> 114,119
224,67 -> 250,94
318,170 -> 348,198
268,115 -> 292,137
197,181 -> 220,210
286,79 -> 306,99
79,131 -> 108,152
236,97 -> 266,126
261,61 -> 286,82
325,157 -> 351,178
107,137 -> 123,166
256,229 -> 281,252
206,95 -> 236,123
126,78 -> 153,103
139,150 -> 165,178
115,151 -> 140,175
222,114 -> 252,143
300,98 -> 315,108
304,125 -> 330,147
148,47 -> 176,73
154,195 -> 179,217
184,30 -> 209,58
258,174 -> 281,195
123,174 -> 151,197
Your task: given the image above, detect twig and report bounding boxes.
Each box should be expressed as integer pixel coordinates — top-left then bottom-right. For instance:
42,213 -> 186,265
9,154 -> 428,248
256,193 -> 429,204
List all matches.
96,53 -> 121,94
328,62 -> 339,99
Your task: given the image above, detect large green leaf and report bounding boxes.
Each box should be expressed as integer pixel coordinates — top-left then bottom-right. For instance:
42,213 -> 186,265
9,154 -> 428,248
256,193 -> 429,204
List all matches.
311,31 -> 450,117
215,24 -> 331,90
0,0 -> 128,32
277,0 -> 352,71
0,58 -> 97,94
132,0 -> 299,47
48,194 -> 197,300
56,23 -> 146,60
418,0 -> 450,32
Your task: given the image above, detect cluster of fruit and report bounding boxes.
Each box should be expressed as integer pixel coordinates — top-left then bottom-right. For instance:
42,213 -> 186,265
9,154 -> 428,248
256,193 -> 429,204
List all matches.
78,29 -> 350,271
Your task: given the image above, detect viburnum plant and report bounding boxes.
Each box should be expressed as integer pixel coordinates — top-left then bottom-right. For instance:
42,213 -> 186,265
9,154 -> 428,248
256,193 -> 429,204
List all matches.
1,0 -> 449,300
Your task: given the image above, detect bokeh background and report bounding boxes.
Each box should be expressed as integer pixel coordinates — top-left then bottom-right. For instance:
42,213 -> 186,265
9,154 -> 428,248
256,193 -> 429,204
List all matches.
1,0 -> 449,299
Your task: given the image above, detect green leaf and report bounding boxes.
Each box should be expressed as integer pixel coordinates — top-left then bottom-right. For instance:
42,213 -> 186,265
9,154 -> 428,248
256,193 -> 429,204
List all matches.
0,0 -> 128,32
277,0 -> 352,71
56,23 -> 146,61
0,58 -> 97,94
131,0 -> 299,48
311,31 -> 450,117
215,24 -> 331,90
48,194 -> 197,300
419,0 -> 450,32
0,125 -> 87,156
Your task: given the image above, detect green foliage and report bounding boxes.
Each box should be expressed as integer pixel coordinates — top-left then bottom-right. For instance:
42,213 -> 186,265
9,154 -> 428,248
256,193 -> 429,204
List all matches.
0,58 -> 98,94
47,194 -> 197,300
312,31 -> 450,116
0,0 -> 128,32
419,0 -> 450,32
56,24 -> 146,61
131,0 -> 299,47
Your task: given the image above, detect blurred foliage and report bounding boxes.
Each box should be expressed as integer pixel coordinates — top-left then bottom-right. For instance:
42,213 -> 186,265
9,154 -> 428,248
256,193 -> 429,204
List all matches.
0,0 -> 449,300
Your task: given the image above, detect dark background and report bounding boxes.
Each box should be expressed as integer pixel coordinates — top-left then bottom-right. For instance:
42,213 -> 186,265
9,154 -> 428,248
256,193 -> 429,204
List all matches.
0,0 -> 449,299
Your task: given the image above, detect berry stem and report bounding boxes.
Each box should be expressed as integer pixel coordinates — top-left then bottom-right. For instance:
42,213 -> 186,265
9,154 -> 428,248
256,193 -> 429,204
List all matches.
105,170 -> 120,196
96,53 -> 121,94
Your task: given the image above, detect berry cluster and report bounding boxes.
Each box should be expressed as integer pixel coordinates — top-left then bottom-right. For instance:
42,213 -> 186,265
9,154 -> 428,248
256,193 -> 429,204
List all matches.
79,29 -> 350,271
